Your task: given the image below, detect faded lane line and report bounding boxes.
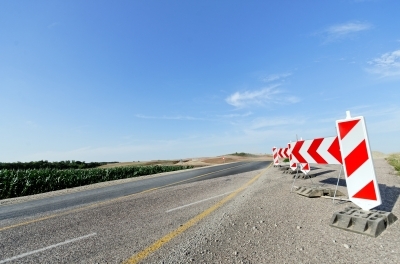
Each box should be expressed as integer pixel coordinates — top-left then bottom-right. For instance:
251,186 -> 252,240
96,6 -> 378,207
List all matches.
165,191 -> 233,213
0,233 -> 97,263
123,164 -> 272,264
0,162 -> 253,232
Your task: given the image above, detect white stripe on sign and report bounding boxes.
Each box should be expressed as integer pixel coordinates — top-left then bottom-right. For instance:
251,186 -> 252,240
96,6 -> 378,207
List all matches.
340,120 -> 364,157
166,192 -> 233,213
0,233 -> 97,263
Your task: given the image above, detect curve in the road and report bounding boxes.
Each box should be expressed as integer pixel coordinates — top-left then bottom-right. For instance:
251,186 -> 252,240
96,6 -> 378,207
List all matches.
0,161 -> 271,222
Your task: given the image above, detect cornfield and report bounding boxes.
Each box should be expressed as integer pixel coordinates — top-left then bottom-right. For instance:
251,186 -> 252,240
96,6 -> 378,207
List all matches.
0,165 -> 193,199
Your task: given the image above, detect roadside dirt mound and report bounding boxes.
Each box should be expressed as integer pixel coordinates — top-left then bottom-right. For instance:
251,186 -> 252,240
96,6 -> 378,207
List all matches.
371,151 -> 387,159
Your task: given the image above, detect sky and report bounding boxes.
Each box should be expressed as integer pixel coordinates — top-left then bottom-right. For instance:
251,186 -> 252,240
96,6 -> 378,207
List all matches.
1,0 -> 400,162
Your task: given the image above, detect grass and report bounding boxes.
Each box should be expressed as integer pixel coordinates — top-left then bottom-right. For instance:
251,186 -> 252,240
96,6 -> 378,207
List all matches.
386,153 -> 400,175
231,152 -> 257,157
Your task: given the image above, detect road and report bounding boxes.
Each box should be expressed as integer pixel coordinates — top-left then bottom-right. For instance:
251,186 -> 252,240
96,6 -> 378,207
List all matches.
0,161 -> 270,263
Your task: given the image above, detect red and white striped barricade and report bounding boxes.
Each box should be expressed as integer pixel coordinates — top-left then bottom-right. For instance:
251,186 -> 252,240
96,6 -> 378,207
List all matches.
291,136 -> 344,176
287,142 -> 310,175
288,142 -> 298,171
291,137 -> 342,165
272,146 -> 289,167
272,147 -> 279,166
336,112 -> 381,211
278,147 -> 289,159
300,163 -> 310,174
289,141 -> 311,175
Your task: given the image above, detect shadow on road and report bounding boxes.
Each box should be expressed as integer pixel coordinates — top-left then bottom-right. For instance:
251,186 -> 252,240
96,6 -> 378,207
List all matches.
376,184 -> 400,212
310,170 -> 337,178
319,177 -> 347,187
319,178 -> 400,212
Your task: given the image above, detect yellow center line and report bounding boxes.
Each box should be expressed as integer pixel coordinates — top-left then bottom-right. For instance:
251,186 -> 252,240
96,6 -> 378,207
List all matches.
122,163 -> 272,264
0,162 -> 256,232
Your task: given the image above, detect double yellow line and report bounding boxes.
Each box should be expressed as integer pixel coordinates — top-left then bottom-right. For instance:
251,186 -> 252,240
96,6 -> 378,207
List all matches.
123,163 -> 271,264
0,162 -> 254,232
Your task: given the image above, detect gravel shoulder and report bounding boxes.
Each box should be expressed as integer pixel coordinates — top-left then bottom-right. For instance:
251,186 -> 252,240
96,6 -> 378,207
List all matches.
144,158 -> 400,264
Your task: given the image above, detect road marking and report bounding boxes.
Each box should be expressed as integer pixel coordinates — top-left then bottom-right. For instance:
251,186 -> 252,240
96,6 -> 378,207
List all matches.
0,162 -> 254,232
123,164 -> 271,264
165,191 -> 233,213
0,233 -> 96,263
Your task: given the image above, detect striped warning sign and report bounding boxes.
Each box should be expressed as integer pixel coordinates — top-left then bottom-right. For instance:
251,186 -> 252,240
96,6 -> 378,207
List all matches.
288,142 -> 298,171
336,112 -> 381,211
300,163 -> 310,174
291,137 -> 342,165
272,147 -> 279,165
288,142 -> 310,174
278,147 -> 289,159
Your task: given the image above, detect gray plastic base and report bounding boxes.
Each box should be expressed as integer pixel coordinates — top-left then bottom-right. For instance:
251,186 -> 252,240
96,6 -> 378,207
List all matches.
296,186 -> 344,198
329,206 -> 398,237
292,172 -> 313,178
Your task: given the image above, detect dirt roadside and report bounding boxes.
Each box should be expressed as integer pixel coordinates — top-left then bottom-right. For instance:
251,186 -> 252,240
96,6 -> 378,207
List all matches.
144,157 -> 400,263
98,154 -> 273,168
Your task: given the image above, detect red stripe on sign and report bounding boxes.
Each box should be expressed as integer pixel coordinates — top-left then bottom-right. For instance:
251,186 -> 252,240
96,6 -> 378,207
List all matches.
272,147 -> 276,151
307,138 -> 327,164
352,180 -> 377,201
284,148 -> 289,158
327,136 -> 342,164
302,163 -> 310,170
344,140 -> 369,177
291,163 -> 297,168
273,153 -> 278,159
292,141 -> 307,163
338,119 -> 360,140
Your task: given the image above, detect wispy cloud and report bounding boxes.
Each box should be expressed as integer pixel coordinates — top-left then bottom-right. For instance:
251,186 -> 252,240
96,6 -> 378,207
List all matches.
218,112 -> 253,118
250,116 -> 306,130
321,21 -> 372,42
263,73 -> 291,82
135,114 -> 207,121
225,84 -> 300,108
367,49 -> 400,78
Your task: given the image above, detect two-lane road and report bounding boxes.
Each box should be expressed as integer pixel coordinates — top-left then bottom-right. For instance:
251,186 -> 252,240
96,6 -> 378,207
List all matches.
0,161 -> 270,263
0,161 -> 269,221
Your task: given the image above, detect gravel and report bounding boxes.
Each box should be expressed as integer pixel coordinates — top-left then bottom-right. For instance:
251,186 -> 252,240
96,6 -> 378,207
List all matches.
144,158 -> 400,263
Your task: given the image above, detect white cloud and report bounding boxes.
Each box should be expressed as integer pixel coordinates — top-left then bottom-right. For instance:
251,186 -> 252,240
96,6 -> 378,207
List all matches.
218,112 -> 253,118
226,84 -> 300,108
263,73 -> 291,82
321,21 -> 372,42
367,49 -> 400,78
250,116 -> 306,130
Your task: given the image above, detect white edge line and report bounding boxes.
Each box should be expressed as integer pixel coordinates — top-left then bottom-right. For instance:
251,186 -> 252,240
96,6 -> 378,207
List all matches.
166,192 -> 233,213
0,233 -> 97,263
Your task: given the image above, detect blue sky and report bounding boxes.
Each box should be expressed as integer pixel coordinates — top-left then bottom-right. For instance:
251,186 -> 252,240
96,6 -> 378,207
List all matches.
1,0 -> 400,162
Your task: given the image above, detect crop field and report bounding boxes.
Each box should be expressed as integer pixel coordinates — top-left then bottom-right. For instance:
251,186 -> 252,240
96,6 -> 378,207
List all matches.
0,165 -> 193,199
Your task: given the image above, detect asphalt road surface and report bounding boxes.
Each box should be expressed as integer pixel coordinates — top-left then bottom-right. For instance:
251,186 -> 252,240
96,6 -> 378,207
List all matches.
0,161 -> 270,263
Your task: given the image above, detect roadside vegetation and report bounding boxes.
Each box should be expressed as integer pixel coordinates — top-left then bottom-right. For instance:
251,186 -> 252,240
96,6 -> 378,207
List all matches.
0,165 -> 193,199
0,160 -> 117,170
231,152 -> 257,157
386,153 -> 400,175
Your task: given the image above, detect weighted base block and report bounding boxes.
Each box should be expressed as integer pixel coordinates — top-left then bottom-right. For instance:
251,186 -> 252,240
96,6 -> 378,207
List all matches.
292,173 -> 313,178
329,206 -> 398,237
